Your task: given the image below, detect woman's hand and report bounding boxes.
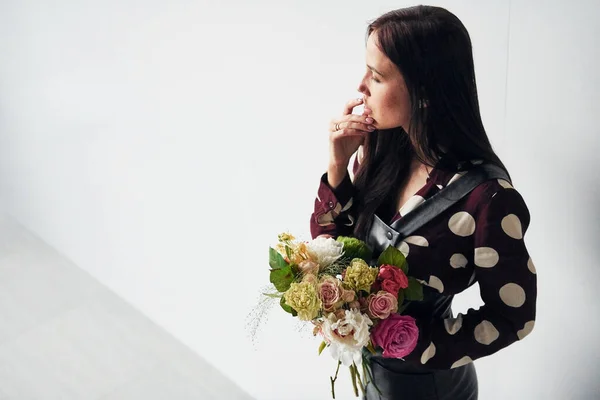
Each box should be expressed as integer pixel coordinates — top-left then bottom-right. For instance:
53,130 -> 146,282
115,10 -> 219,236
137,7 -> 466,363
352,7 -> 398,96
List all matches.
328,98 -> 375,168
326,98 -> 374,188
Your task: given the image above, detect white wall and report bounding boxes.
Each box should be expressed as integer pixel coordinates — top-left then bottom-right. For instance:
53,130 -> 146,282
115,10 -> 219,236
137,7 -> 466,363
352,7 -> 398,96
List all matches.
0,0 -> 598,399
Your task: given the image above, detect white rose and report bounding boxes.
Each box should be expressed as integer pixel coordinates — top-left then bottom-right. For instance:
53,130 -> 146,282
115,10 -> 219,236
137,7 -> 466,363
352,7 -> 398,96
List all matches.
305,237 -> 344,269
321,309 -> 373,366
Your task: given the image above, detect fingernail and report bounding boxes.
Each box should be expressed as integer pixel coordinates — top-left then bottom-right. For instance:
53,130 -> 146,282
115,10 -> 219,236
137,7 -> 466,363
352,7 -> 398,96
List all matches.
357,98 -> 363,102
368,125 -> 375,131
365,117 -> 373,123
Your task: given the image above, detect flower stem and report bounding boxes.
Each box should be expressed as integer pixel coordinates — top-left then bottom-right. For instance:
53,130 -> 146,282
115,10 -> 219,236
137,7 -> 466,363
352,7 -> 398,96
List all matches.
330,361 -> 341,399
362,357 -> 383,396
354,363 -> 365,397
349,365 -> 359,397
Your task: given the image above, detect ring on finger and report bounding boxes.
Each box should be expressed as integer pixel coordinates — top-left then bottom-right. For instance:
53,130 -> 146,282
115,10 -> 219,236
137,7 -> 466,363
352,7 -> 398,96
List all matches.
335,122 -> 341,131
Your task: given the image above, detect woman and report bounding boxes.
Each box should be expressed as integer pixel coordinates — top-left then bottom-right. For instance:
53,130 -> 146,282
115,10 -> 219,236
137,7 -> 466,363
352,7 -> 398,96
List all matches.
310,5 -> 537,400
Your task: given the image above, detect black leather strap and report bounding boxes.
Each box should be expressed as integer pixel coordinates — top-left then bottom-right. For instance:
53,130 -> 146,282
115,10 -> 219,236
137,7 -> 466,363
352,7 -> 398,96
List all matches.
366,163 -> 511,254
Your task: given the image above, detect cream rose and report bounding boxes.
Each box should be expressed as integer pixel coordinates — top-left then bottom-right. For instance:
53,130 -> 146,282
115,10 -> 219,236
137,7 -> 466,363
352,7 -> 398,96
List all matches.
321,309 -> 373,366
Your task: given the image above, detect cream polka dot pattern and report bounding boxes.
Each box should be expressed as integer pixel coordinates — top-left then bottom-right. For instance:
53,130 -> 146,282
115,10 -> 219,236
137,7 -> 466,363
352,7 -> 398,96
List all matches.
404,235 -> 429,247
428,275 -> 445,293
346,214 -> 355,226
444,314 -> 463,335
497,179 -> 513,189
450,253 -> 468,269
527,257 -> 536,274
399,195 -> 426,216
474,320 -> 500,345
421,342 -> 436,364
310,155 -> 537,371
474,247 -> 499,268
448,212 -> 476,237
397,241 -> 410,257
499,283 -> 526,307
517,320 -> 535,340
447,171 -> 467,186
451,356 -> 473,369
501,214 -> 523,239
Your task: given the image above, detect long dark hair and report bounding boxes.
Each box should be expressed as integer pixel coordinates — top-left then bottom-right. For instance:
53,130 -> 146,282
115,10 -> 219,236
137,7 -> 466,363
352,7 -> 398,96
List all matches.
352,5 -> 511,240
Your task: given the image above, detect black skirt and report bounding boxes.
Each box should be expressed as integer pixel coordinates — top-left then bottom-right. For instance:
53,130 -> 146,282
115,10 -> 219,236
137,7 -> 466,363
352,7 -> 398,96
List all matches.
363,357 -> 478,400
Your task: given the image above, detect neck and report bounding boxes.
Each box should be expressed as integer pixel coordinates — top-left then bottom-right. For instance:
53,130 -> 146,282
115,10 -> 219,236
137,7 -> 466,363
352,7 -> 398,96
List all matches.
409,158 -> 432,178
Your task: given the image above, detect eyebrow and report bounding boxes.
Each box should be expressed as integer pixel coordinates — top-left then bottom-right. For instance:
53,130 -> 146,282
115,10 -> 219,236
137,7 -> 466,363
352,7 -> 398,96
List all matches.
367,64 -> 384,77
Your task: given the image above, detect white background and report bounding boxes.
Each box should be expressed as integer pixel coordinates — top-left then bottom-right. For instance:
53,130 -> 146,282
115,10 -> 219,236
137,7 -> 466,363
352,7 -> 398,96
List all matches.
0,0 -> 599,398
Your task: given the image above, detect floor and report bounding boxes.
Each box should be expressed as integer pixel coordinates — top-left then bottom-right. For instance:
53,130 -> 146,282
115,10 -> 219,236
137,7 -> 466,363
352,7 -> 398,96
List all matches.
0,212 -> 253,400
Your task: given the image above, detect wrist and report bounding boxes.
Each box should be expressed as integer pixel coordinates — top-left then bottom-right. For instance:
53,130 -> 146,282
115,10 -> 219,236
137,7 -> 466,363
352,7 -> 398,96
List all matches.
327,164 -> 348,189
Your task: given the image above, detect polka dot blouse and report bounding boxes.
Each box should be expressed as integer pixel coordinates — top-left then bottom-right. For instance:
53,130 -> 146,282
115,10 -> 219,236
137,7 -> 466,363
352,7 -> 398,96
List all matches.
310,155 -> 537,370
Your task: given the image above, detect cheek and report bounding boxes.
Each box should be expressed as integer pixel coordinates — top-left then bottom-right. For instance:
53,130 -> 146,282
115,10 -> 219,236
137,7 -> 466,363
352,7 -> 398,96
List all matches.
375,92 -> 402,116
389,92 -> 411,117
378,89 -> 402,110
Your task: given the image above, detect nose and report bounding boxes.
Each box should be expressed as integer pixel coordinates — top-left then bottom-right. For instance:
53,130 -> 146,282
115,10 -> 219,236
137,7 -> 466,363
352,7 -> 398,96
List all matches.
357,74 -> 369,96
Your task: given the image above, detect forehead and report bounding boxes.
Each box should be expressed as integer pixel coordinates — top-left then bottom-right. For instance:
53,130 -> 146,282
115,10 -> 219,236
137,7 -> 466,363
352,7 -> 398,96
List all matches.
365,33 -> 392,73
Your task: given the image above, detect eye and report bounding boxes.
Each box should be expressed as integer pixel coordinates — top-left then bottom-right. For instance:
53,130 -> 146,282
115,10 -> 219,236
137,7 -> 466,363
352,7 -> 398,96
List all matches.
371,76 -> 380,83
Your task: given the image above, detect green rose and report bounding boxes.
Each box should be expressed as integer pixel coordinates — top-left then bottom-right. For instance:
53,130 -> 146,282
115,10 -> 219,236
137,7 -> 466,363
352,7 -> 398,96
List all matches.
343,258 -> 378,293
336,236 -> 373,262
283,281 -> 322,321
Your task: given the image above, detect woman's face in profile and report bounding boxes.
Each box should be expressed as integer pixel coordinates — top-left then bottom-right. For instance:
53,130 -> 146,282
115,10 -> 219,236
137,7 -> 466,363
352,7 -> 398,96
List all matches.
358,33 -> 411,131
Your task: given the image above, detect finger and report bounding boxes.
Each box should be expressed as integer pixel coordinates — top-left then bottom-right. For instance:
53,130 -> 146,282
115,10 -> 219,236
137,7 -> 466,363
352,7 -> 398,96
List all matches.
330,115 -> 374,132
343,114 -> 374,123
331,128 -> 369,139
346,121 -> 375,132
343,98 -> 364,115
336,119 -> 375,133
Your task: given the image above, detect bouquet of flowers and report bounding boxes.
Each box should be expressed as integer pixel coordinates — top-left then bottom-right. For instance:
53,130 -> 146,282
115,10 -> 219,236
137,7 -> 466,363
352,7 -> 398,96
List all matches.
266,232 -> 424,398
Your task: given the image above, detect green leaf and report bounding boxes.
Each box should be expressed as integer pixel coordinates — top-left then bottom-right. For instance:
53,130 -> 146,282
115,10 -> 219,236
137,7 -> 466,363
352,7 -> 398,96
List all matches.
318,341 -> 327,355
290,263 -> 300,276
269,247 -> 289,270
404,277 -> 424,301
280,296 -> 297,316
397,301 -> 410,314
377,246 -> 408,274
396,290 -> 405,309
270,265 -> 294,292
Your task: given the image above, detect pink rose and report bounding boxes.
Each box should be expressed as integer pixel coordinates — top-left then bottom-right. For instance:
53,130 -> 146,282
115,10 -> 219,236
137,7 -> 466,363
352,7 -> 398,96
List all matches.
318,278 -> 342,311
367,291 -> 398,320
377,265 -> 409,297
318,277 -> 348,312
371,314 -> 419,359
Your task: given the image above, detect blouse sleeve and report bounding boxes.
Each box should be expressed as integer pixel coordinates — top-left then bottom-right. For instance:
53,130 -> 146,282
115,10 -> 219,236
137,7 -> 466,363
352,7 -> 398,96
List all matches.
403,186 -> 537,369
309,156 -> 361,239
